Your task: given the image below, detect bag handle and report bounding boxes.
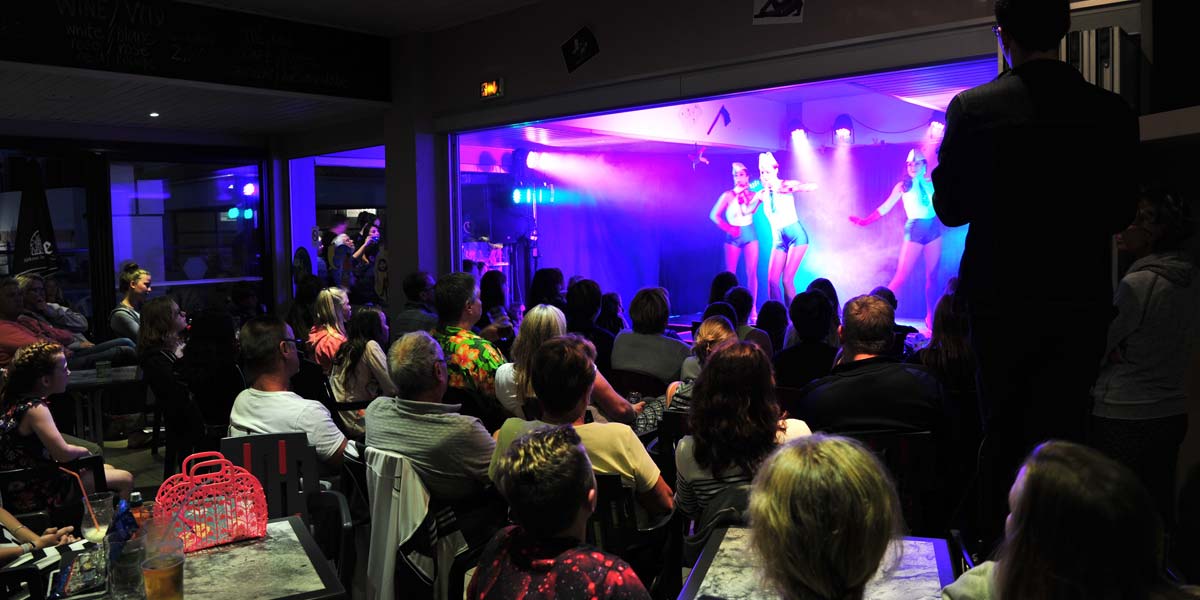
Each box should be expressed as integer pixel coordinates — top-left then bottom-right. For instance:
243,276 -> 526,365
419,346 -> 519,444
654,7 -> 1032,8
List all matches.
180,451 -> 226,476
188,458 -> 235,480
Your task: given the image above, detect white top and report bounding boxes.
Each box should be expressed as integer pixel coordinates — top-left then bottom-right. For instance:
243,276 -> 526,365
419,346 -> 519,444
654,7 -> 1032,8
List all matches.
228,388 -> 347,461
493,362 -> 527,419
880,179 -> 937,220
758,187 -> 798,231
329,340 -> 399,436
723,189 -> 756,227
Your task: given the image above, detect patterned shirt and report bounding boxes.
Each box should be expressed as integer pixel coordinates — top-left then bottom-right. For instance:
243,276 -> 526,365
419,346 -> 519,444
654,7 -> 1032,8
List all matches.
434,326 -> 506,399
467,526 -> 649,600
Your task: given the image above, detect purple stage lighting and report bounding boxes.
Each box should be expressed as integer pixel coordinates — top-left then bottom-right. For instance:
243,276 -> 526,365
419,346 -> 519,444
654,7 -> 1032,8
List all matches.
242,183 -> 257,196
526,151 -> 542,170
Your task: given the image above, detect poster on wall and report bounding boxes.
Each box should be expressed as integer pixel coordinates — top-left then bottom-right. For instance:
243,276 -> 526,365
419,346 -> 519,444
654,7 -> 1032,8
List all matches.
753,0 -> 805,24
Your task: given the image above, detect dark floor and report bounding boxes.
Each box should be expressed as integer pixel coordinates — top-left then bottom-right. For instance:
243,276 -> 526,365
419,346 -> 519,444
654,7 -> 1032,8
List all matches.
102,435 -> 166,499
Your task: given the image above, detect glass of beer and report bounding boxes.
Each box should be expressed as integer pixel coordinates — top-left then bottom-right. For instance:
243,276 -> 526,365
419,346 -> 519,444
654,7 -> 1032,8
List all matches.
141,521 -> 184,600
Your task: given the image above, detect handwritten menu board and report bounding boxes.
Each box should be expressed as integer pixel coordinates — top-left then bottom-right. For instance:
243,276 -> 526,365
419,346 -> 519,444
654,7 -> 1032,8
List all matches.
0,0 -> 390,101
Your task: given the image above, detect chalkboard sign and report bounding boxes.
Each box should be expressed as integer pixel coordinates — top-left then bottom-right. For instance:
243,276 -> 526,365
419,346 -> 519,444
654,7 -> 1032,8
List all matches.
0,1 -> 390,101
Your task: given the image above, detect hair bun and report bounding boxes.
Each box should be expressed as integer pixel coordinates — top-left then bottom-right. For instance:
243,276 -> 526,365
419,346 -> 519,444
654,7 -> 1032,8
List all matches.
122,262 -> 141,273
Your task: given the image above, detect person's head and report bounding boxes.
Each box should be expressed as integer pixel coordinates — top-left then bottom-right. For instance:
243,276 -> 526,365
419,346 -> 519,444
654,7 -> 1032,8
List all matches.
43,276 -> 64,305
402,271 -> 436,306
118,262 -> 152,302
1116,187 -> 1196,259
494,424 -> 597,539
313,287 -> 350,336
629,287 -> 670,335
512,304 -> 568,376
724,286 -> 754,325
904,148 -> 928,180
361,222 -> 381,243
994,0 -> 1070,67
869,286 -> 898,311
789,291 -> 834,343
839,295 -> 894,357
759,152 -> 780,186
708,271 -> 740,305
1,342 -> 69,404
346,305 -> 388,347
479,270 -> 508,313
434,272 -> 479,327
138,296 -> 187,356
387,331 -> 447,401
461,259 -> 477,274
239,316 -> 300,380
997,441 -> 1178,600
566,278 -> 603,324
528,268 -> 566,305
751,434 -> 903,600
806,278 -> 839,314
690,341 -> 780,475
530,335 -> 596,422
600,292 -> 623,316
731,162 -> 750,189
692,316 -> 736,366
702,301 -> 738,327
14,273 -> 47,313
355,211 -> 378,232
757,300 -> 789,346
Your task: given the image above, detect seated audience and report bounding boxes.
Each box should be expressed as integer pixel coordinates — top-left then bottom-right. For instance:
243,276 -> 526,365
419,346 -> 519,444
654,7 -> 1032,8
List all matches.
330,306 -> 397,438
681,302 -> 739,381
109,262 -> 151,340
725,286 -> 773,356
756,300 -> 789,355
283,274 -> 322,343
773,291 -> 837,389
913,293 -> 980,484
806,277 -> 841,348
468,425 -> 650,600
794,294 -> 944,433
708,271 -> 740,305
525,268 -> 568,315
389,271 -> 438,339
475,270 -> 514,331
175,308 -> 244,430
491,335 -> 673,516
495,305 -> 636,423
0,505 -> 78,566
669,316 -> 736,411
677,341 -> 810,524
597,291 -> 628,337
612,287 -> 691,383
751,434 -> 903,600
308,287 -> 350,374
1091,186 -> 1198,525
229,316 -> 348,468
942,441 -> 1195,600
566,278 -> 615,376
0,342 -> 134,513
869,285 -> 918,357
0,278 -> 134,369
139,296 -> 195,463
433,273 -> 508,405
365,331 -> 495,503
229,282 -> 266,329
16,273 -> 91,338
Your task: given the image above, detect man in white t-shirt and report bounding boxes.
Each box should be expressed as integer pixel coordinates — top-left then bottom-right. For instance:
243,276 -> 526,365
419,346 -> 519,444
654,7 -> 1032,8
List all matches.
229,316 -> 349,466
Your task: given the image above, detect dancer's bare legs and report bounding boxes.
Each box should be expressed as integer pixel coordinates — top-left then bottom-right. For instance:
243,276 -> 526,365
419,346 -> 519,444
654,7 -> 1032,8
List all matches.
782,244 -> 808,303
922,237 -> 943,330
743,240 -> 760,313
767,248 -> 786,302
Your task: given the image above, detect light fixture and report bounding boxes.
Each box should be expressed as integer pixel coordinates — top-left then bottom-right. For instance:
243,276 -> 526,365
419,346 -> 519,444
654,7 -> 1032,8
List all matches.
512,189 -> 522,204
833,114 -> 854,145
242,208 -> 254,220
928,111 -> 947,139
525,151 -> 542,170
149,112 -> 160,118
242,183 -> 257,196
227,207 -> 240,219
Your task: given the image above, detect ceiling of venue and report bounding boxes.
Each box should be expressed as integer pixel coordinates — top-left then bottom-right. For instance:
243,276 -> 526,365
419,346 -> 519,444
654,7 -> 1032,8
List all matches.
181,0 -> 543,36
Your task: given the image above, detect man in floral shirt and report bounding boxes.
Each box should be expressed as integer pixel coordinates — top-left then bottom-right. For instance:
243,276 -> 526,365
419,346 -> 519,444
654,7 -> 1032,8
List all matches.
432,273 -> 509,404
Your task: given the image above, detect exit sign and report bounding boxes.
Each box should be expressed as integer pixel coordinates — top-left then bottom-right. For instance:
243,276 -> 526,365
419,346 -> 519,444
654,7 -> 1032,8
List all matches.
480,79 -> 504,99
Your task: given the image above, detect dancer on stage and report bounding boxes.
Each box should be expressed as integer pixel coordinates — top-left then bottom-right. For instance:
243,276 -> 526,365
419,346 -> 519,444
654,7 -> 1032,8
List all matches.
849,149 -> 942,330
757,152 -> 818,303
710,162 -> 761,310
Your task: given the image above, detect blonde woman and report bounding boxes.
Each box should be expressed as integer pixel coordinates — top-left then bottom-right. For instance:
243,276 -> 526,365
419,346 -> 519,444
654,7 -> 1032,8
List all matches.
308,287 -> 350,374
668,315 -> 737,411
751,434 -> 903,600
494,304 -> 638,423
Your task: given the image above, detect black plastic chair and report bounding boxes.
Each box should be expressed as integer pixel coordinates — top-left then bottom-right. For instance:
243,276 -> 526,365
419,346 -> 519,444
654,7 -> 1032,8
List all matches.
0,455 -> 108,530
842,429 -> 941,535
649,409 -> 689,488
608,369 -> 668,399
444,386 -> 508,433
588,473 -> 674,590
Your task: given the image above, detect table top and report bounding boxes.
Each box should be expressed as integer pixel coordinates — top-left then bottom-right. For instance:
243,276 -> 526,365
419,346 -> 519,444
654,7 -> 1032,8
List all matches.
680,527 -> 955,600
66,366 -> 142,389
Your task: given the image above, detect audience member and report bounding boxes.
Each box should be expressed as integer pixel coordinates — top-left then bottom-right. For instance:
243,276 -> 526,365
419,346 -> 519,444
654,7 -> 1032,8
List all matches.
16,273 -> 89,336
390,271 -> 438,339
229,316 -> 348,468
751,434 -> 903,600
476,270 -> 512,330
914,293 -> 980,472
677,342 -> 810,524
1092,187 -> 1198,525
283,274 -> 322,346
870,285 -> 918,356
433,273 -> 508,405
0,278 -> 135,369
669,316 -> 737,411
138,296 -> 198,471
348,221 -> 383,305
931,0 -> 1140,535
597,291 -> 628,337
491,335 -> 673,516
942,441 -> 1194,600
756,300 -> 789,354
708,271 -> 740,305
525,268 -> 568,315
773,291 -> 836,389
468,425 -> 650,600
681,302 -> 739,381
175,308 -> 244,430
308,287 -> 350,374
565,278 -> 615,376
365,331 -> 495,503
806,278 -> 841,348
612,287 -> 691,383
0,342 -> 134,512
0,505 -> 78,565
725,286 -> 773,356
794,295 -> 944,433
330,306 -> 397,438
110,262 -> 151,340
229,282 -> 266,329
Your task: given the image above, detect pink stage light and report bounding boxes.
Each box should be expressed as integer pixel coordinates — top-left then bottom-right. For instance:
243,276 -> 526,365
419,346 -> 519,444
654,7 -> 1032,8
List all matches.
790,129 -> 807,144
526,151 -> 542,170
242,183 -> 257,196
835,128 -> 853,142
927,121 -> 945,139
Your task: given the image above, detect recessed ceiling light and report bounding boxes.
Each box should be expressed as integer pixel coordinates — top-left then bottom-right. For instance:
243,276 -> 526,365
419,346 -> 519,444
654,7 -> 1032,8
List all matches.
149,112 -> 160,118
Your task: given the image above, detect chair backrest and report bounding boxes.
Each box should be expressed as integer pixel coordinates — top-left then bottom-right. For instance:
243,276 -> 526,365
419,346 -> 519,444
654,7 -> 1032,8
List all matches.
588,473 -> 640,554
654,409 -> 690,486
220,432 -> 320,521
608,369 -> 668,398
841,429 -> 939,534
0,455 -> 107,527
444,386 -> 508,433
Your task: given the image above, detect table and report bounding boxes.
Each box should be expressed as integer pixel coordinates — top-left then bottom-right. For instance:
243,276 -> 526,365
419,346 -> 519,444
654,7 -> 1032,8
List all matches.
679,527 -> 956,600
65,366 -> 141,445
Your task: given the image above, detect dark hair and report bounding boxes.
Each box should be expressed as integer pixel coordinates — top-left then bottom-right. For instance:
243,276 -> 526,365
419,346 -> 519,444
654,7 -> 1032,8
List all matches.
531,335 -> 596,419
703,301 -> 738,326
118,262 -> 150,293
869,286 -> 898,310
479,270 -> 508,315
527,268 -> 565,308
495,425 -> 595,538
239,315 -> 290,377
138,296 -> 182,358
1139,186 -> 1197,253
842,295 -> 894,356
401,271 -> 433,302
286,274 -> 323,341
995,0 -> 1070,52
724,286 -> 754,324
566,279 -> 603,324
597,292 -> 627,335
629,287 -> 670,335
806,278 -> 839,315
434,272 -> 476,325
708,271 -> 740,305
1,342 -> 64,407
757,300 -> 789,352
180,309 -> 238,371
690,342 -> 783,476
332,306 -> 388,389
355,211 -> 378,230
789,292 -> 833,342
997,441 -> 1189,600
461,259 -> 478,273
918,294 -> 975,382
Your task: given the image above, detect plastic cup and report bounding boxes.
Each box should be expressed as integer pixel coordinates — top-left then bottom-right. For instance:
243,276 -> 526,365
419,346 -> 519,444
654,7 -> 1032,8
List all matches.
82,492 -> 115,544
141,554 -> 183,600
109,535 -> 146,600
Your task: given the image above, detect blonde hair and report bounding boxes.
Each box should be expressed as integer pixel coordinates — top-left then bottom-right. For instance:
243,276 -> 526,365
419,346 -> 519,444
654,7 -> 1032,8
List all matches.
313,287 -> 349,337
693,315 -> 736,366
750,435 -> 903,600
511,304 -> 567,401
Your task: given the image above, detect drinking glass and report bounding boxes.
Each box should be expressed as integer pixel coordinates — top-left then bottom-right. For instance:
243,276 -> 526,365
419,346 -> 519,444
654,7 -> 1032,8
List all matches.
109,535 -> 147,600
141,520 -> 184,600
82,492 -> 115,545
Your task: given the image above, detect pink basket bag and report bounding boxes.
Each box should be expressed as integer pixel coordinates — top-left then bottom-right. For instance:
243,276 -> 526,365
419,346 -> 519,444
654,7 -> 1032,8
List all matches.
155,451 -> 269,552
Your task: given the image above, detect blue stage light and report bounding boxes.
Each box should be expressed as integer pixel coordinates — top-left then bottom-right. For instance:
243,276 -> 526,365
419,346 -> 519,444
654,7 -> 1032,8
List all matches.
242,208 -> 254,219
227,207 -> 239,219
512,189 -> 522,204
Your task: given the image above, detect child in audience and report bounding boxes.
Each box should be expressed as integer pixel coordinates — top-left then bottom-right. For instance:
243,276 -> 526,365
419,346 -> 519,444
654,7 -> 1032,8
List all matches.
110,262 -> 152,340
330,306 -> 396,438
308,287 -> 350,374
